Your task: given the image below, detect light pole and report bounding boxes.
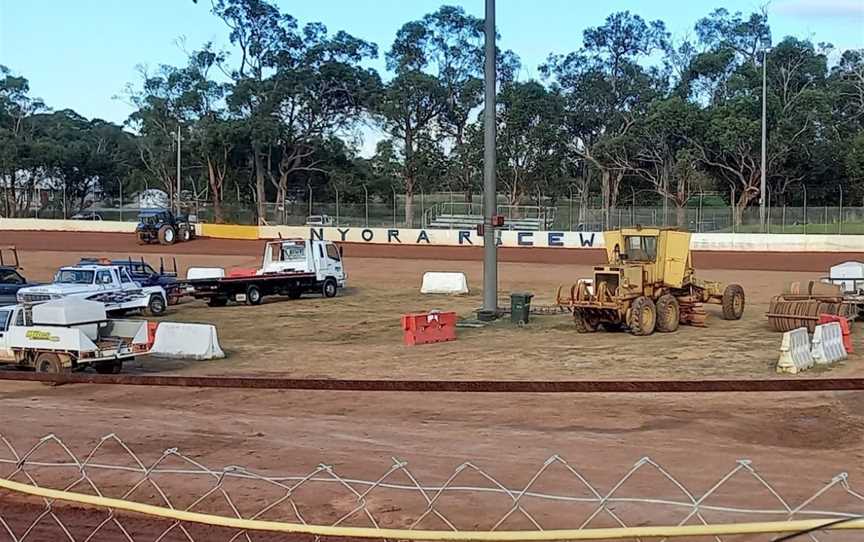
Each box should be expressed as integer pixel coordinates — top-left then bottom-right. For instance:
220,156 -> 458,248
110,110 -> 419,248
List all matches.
760,47 -> 771,232
481,0 -> 498,319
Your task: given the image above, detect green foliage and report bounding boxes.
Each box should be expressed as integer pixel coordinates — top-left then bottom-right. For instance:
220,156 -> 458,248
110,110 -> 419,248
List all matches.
1,5 -> 862,224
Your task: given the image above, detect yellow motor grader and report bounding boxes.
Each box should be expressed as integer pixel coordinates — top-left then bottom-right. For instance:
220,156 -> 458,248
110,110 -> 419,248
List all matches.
556,228 -> 745,335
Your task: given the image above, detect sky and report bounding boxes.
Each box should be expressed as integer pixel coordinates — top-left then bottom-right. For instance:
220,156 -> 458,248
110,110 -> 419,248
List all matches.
1,0 -> 862,128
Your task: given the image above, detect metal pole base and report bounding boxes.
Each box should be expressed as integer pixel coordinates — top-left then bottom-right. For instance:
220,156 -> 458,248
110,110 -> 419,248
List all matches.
476,309 -> 502,322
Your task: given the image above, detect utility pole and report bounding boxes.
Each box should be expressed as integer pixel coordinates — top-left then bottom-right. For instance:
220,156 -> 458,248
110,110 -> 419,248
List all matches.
760,48 -> 769,232
176,125 -> 182,216
481,0 -> 498,319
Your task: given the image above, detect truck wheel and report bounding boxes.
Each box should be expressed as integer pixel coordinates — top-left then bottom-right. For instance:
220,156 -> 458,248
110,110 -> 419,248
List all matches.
629,296 -> 657,336
35,353 -> 70,378
208,296 -> 228,307
656,294 -> 680,333
94,360 -> 123,374
246,285 -> 262,305
158,225 -> 176,245
179,226 -> 191,242
148,294 -> 167,316
722,284 -> 746,320
322,278 -> 337,298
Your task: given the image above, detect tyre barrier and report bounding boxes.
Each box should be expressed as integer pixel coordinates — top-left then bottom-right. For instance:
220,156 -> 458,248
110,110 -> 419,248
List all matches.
777,328 -> 814,374
812,322 -> 848,365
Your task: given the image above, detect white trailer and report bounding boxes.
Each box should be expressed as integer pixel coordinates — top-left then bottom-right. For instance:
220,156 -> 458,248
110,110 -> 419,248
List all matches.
0,298 -> 150,374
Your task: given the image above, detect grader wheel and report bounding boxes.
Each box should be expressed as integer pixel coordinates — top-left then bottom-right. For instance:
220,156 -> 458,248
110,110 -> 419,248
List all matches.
656,294 -> 680,333
573,311 -> 598,333
722,284 -> 746,320
629,296 -> 657,336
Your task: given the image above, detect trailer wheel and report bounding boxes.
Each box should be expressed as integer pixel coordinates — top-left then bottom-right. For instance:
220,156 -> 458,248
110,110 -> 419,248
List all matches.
148,294 -> 167,316
208,296 -> 228,307
246,285 -> 263,305
322,278 -> 337,298
158,225 -> 176,245
94,360 -> 123,374
722,284 -> 746,320
35,353 -> 70,384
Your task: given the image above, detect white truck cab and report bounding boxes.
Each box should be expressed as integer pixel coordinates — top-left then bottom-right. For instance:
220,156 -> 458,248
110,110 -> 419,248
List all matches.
260,239 -> 346,287
17,264 -> 168,316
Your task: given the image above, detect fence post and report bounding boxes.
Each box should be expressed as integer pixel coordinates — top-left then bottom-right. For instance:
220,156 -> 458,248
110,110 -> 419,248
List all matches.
307,183 -> 313,221
363,185 -> 369,227
839,185 -> 843,234
420,186 -> 425,228
392,187 -> 397,228
802,183 -> 808,235
335,187 -> 340,227
119,180 -> 123,222
568,185 -> 574,231
731,187 -> 735,234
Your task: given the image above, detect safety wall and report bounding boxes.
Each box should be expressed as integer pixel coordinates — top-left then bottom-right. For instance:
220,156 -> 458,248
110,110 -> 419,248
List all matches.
3,219 -> 864,252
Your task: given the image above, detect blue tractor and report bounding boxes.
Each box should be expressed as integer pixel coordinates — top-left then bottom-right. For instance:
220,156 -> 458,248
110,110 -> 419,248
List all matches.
136,209 -> 196,246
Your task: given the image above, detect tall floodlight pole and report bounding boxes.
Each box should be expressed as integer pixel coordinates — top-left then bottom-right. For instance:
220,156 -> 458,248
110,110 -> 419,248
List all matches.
482,0 -> 498,316
760,48 -> 768,232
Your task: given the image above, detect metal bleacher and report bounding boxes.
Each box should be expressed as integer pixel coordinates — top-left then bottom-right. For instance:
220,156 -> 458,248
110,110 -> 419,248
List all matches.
425,203 -> 555,231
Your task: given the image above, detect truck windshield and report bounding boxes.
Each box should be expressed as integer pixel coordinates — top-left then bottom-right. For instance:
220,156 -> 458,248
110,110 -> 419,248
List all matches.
624,236 -> 657,261
55,269 -> 95,284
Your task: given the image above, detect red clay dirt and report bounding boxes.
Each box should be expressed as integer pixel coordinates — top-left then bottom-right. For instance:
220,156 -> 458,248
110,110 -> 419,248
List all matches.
3,230 -> 862,271
1,230 -> 863,541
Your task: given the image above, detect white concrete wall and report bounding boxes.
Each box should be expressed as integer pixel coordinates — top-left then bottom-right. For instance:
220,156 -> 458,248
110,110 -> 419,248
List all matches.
4,219 -> 864,252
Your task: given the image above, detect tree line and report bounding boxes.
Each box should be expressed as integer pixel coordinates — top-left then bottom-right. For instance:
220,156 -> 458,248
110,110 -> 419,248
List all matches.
1,0 -> 862,226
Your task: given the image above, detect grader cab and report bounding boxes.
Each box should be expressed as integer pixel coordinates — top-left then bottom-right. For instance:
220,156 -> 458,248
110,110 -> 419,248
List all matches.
556,228 -> 745,335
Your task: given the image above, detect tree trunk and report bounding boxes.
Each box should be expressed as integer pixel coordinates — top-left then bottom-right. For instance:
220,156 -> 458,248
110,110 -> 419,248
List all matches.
254,148 -> 267,225
404,190 -> 414,227
675,204 -> 686,228
206,159 -> 224,224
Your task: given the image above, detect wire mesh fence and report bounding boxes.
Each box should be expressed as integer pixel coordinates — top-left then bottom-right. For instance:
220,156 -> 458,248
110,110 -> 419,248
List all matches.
0,433 -> 862,541
4,187 -> 864,233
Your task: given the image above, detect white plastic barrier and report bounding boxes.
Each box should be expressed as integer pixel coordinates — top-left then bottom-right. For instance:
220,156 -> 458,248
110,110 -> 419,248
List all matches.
186,267 -> 225,280
150,323 -> 225,360
777,328 -> 814,374
811,322 -> 848,365
420,272 -> 470,295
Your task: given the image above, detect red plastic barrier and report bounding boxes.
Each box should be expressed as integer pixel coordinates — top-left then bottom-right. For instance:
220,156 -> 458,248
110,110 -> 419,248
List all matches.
401,311 -> 457,346
819,314 -> 853,353
228,268 -> 258,278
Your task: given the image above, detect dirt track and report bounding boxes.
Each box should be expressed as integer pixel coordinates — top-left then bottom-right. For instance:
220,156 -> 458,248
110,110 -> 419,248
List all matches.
1,230 -> 864,539
3,230 -> 862,270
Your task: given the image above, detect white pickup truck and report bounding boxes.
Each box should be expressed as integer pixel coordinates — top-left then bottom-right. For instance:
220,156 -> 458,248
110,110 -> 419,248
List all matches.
183,239 -> 346,306
0,298 -> 150,374
17,264 -> 168,316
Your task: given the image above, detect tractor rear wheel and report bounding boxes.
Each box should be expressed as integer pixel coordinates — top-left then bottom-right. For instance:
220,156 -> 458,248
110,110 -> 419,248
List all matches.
629,296 -> 657,336
656,295 -> 680,333
573,311 -> 598,333
158,225 -> 176,245
722,284 -> 746,320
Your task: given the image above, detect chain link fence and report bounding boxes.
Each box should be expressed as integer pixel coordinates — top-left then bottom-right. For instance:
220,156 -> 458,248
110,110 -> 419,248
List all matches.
4,187 -> 863,233
1,433 -> 862,541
